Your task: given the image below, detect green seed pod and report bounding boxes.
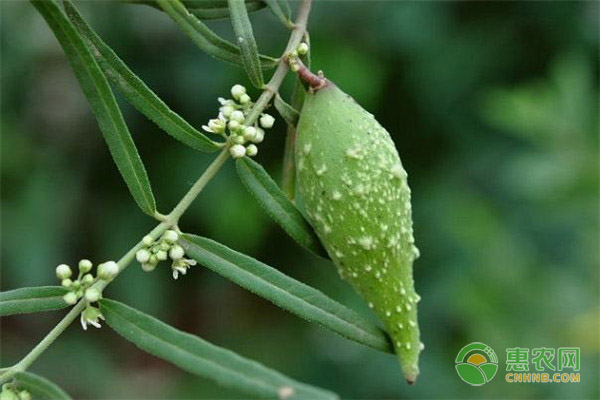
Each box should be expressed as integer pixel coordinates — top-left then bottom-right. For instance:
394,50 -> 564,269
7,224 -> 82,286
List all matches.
295,82 -> 422,383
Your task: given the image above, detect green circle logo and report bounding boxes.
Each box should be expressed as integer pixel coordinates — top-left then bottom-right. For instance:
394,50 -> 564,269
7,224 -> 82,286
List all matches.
455,342 -> 498,386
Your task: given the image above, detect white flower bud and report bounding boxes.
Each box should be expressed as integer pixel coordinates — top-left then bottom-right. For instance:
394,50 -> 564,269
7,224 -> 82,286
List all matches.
97,261 -> 119,281
82,274 -> 94,285
230,110 -> 245,123
142,235 -> 154,246
251,128 -> 265,143
78,259 -> 92,273
56,264 -> 72,280
239,94 -> 251,104
163,230 -> 179,243
63,292 -> 78,305
84,288 -> 101,303
228,120 -> 240,132
141,263 -> 156,272
231,134 -> 246,145
259,114 -> 275,129
231,84 -> 246,99
243,126 -> 256,141
136,249 -> 151,263
297,42 -> 309,55
61,279 -> 73,288
156,250 -> 168,261
149,255 -> 158,265
290,63 -> 300,72
230,144 -> 246,159
169,245 -> 185,260
220,105 -> 234,118
245,144 -> 258,157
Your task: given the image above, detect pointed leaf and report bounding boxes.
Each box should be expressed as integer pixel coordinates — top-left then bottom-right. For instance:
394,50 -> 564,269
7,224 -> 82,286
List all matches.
99,299 -> 337,400
180,234 -> 393,353
14,372 -> 72,400
274,93 -> 299,127
264,0 -> 292,27
64,1 -> 221,153
236,158 -> 327,257
32,0 -> 156,216
157,0 -> 277,69
227,0 -> 264,87
0,287 -> 69,316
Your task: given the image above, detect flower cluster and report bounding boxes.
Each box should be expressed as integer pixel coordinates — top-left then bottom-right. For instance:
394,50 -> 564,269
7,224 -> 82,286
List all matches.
0,383 -> 30,400
55,259 -> 115,330
202,84 -> 276,159
136,230 -> 196,280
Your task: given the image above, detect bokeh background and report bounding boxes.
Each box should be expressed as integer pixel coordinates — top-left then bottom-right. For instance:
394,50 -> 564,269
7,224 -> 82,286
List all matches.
1,1 -> 599,398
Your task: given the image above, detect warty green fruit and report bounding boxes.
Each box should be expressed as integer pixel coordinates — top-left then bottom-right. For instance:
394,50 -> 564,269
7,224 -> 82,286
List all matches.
295,82 -> 422,383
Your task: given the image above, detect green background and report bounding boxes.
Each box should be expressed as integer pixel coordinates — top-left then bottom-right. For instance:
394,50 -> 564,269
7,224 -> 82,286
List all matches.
1,1 -> 598,398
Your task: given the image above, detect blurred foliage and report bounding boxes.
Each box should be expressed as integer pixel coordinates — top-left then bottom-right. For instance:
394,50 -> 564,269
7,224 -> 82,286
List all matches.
1,1 -> 598,399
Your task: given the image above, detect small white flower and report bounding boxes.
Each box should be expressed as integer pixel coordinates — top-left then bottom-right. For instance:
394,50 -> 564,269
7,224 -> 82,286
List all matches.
84,288 -> 101,303
239,94 -> 251,104
63,292 -> 78,305
251,128 -> 265,143
163,230 -> 179,243
230,110 -> 245,123
169,245 -> 185,260
136,249 -> 151,263
246,144 -> 258,157
202,114 -> 227,134
218,97 -> 234,106
231,84 -> 246,100
259,114 -> 275,129
80,306 -> 105,330
171,258 -> 197,280
220,104 -> 234,118
78,259 -> 93,273
56,264 -> 72,280
243,126 -> 257,141
156,250 -> 168,261
297,42 -> 309,55
230,144 -> 246,159
97,261 -> 119,281
142,235 -> 154,246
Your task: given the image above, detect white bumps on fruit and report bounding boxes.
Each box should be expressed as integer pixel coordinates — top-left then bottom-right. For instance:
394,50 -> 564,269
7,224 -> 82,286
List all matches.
295,82 -> 421,383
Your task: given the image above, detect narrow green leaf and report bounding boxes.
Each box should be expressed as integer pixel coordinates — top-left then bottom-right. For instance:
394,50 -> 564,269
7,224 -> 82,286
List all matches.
32,0 -> 156,216
274,93 -> 299,127
99,299 -> 337,400
264,0 -> 292,27
14,372 -> 72,400
123,0 -> 266,20
0,287 -> 69,316
188,1 -> 265,20
236,158 -> 327,257
180,234 -> 393,353
227,0 -> 264,87
64,1 -> 221,153
157,0 -> 278,69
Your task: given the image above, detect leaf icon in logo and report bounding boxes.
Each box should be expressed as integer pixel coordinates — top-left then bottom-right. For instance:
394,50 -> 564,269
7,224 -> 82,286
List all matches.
456,363 -> 486,386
